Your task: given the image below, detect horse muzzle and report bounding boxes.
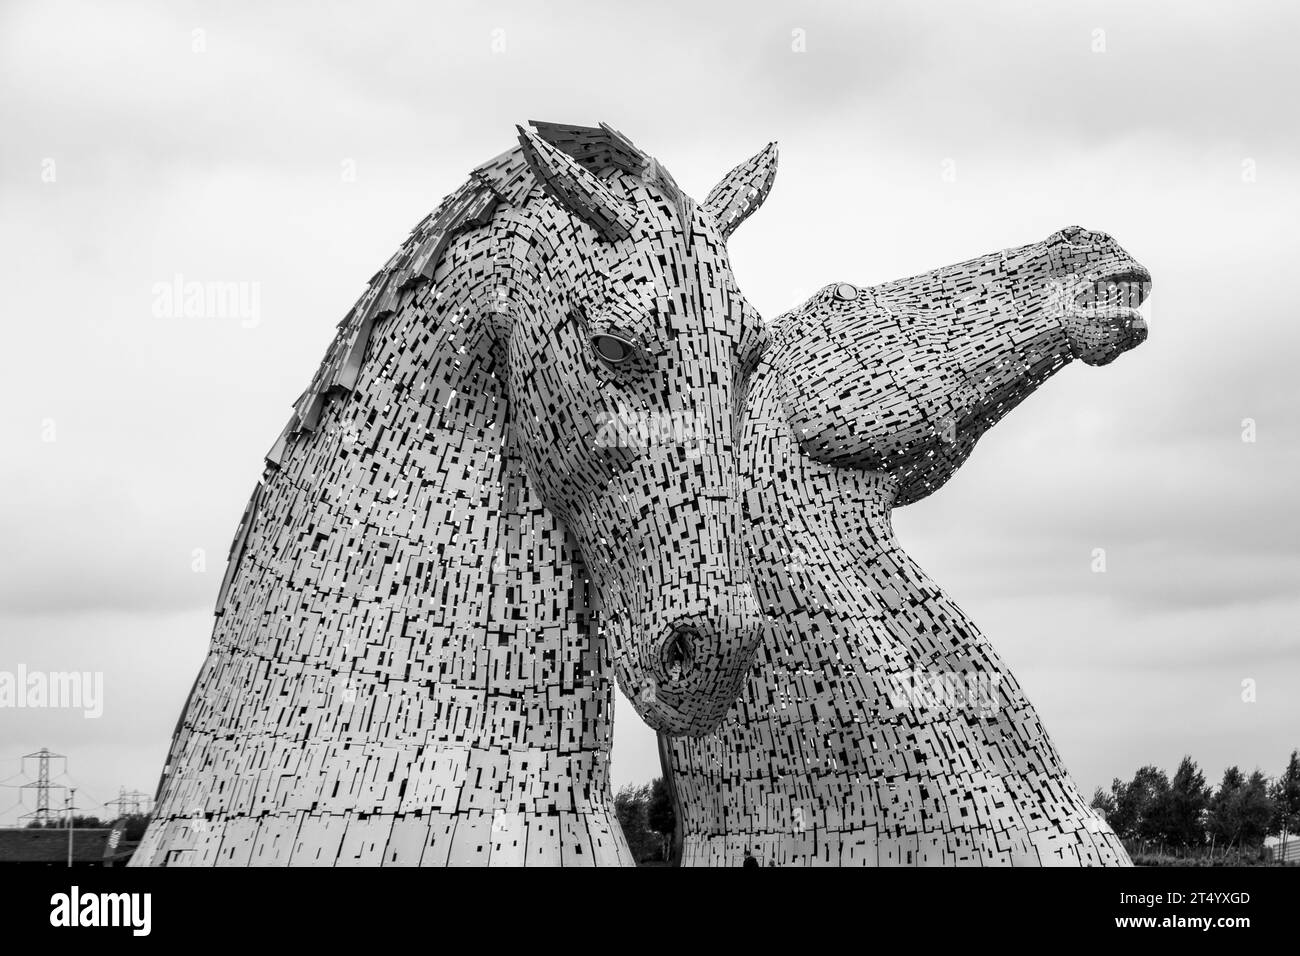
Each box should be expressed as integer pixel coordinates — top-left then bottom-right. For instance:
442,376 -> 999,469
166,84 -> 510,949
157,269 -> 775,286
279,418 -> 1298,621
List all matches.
632,587 -> 764,736
1064,264 -> 1152,366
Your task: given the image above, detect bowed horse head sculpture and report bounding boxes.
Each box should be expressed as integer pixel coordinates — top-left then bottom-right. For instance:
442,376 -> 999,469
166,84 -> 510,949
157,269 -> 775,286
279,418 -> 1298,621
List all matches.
135,122 -> 778,867
500,125 -> 775,733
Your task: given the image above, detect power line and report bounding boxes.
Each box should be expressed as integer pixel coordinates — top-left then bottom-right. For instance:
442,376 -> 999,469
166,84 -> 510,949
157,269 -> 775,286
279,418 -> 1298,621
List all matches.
2,750 -> 150,827
50,770 -> 108,815
18,749 -> 66,826
105,788 -> 152,818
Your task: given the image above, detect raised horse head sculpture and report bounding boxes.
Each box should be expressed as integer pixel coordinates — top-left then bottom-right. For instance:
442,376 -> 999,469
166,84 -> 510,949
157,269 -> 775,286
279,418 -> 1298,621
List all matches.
133,122 -> 778,866
782,225 -> 1150,501
663,225 -> 1151,866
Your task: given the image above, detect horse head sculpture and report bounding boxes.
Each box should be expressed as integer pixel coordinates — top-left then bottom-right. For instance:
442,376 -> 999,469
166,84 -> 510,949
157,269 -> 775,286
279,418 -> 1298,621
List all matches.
498,125 -> 773,734
781,225 -> 1150,502
134,122 -> 777,867
664,224 -> 1151,867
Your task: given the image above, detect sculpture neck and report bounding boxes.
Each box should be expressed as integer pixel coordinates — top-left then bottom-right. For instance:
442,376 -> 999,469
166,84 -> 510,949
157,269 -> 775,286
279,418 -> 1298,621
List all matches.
743,368 -> 902,581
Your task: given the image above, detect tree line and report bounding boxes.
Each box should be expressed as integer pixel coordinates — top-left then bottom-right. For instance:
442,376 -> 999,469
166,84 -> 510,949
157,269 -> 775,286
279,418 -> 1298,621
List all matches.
615,778 -> 675,864
1090,749 -> 1300,861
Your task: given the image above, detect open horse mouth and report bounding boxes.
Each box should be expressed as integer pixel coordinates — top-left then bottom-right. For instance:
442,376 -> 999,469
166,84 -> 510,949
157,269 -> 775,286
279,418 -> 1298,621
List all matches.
1072,267 -> 1152,322
1058,262 -> 1153,365
1065,264 -> 1152,365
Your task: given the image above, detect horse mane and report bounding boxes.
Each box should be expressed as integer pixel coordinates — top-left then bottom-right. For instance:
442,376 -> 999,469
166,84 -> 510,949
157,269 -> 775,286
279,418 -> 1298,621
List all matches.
263,121 -> 680,471
213,122 -> 680,613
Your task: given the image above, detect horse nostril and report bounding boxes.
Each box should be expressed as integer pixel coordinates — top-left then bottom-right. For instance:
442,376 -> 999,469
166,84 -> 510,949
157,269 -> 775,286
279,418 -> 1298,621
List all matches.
661,626 -> 697,681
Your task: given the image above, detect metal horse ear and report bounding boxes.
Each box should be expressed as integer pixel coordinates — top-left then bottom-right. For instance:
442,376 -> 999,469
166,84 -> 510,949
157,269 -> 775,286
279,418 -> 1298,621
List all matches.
702,143 -> 779,239
516,124 -> 639,242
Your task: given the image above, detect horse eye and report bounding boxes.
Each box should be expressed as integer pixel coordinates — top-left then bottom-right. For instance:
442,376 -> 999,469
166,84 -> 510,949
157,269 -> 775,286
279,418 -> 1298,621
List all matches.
590,333 -> 635,365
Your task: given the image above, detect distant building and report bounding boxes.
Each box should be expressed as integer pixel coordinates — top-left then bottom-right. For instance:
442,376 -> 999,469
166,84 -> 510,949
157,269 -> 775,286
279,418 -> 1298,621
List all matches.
1264,835 -> 1300,864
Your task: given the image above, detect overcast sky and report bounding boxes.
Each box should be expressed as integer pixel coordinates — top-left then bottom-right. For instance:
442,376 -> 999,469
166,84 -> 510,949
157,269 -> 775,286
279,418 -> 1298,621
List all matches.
1,0 -> 1297,824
